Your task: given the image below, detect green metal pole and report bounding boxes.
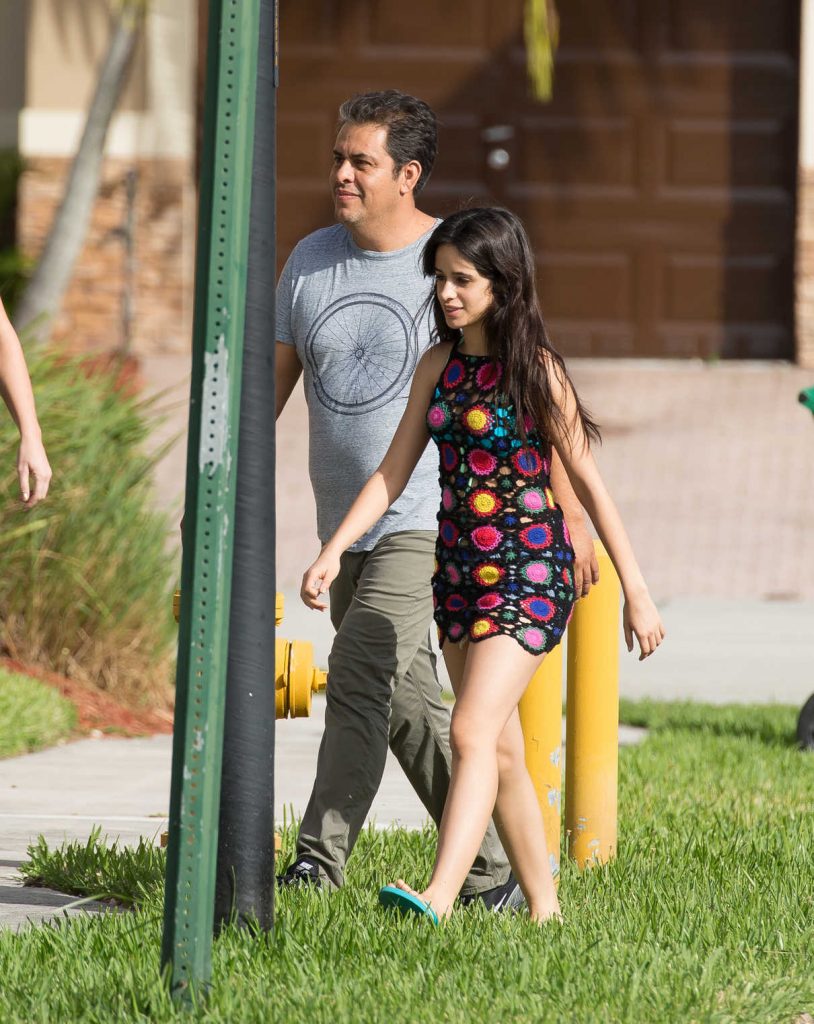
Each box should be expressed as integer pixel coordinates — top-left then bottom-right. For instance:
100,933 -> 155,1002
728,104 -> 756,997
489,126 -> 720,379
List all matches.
161,0 -> 261,1000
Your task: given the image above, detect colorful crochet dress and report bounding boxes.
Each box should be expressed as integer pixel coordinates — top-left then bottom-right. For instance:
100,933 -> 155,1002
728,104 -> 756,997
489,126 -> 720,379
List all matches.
426,342 -> 576,655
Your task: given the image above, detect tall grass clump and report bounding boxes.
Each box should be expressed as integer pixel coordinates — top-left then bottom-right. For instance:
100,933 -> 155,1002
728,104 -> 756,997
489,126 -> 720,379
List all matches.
0,349 -> 176,706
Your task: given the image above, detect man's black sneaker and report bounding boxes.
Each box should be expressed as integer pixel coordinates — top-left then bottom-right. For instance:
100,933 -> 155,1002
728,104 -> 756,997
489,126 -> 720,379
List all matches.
276,858 -> 323,890
460,872 -> 526,913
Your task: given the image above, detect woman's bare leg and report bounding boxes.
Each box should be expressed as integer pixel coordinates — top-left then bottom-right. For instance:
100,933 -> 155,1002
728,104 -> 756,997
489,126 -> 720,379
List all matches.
391,634 -> 559,922
489,706 -> 559,921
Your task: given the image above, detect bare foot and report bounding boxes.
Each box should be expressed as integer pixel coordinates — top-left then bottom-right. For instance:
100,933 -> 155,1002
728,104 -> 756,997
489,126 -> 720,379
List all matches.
528,903 -> 563,925
393,879 -> 454,919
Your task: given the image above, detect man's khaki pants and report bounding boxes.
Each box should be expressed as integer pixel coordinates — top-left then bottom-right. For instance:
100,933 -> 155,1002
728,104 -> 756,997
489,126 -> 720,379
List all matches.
296,530 -> 510,894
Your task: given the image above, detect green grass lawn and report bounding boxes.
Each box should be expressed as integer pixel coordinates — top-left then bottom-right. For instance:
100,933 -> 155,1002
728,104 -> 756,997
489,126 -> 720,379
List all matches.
2,701 -> 813,1023
0,666 -> 77,758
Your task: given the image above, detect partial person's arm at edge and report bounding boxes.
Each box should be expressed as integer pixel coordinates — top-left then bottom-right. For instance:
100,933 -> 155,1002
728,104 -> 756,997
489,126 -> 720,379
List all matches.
549,449 -> 599,598
544,356 -> 664,660
276,341 -> 303,419
300,347 -> 443,610
0,298 -> 51,506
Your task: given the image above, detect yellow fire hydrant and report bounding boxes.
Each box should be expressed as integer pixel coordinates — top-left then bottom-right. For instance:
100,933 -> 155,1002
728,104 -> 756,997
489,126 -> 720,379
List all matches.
173,590 -> 327,719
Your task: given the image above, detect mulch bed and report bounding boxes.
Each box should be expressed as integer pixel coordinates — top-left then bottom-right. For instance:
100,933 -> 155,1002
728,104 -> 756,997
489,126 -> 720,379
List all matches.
1,657 -> 173,736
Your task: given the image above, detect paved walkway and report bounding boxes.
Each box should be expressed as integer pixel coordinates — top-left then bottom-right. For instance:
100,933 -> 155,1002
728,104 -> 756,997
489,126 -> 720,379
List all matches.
1,700 -> 648,929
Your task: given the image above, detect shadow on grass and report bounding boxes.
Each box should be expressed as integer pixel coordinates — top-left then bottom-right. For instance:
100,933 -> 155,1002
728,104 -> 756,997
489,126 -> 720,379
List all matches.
0,883 -> 104,910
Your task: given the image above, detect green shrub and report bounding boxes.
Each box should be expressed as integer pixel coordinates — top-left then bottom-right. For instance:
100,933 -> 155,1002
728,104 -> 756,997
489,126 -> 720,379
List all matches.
0,149 -> 28,314
0,246 -> 30,314
0,666 -> 77,758
0,350 -> 176,706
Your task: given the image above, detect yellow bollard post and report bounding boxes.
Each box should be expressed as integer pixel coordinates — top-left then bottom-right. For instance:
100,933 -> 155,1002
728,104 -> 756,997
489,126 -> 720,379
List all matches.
565,540 -> 620,868
519,643 -> 564,879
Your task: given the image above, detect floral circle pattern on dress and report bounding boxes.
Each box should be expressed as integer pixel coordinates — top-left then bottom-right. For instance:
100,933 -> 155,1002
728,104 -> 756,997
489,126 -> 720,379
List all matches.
471,525 -> 502,551
518,488 -> 545,513
464,404 -> 493,437
468,489 -> 501,518
520,626 -> 547,652
512,448 -> 543,477
521,596 -> 556,622
522,561 -> 550,584
471,618 -> 499,639
443,359 -> 465,389
467,449 -> 497,476
439,519 -> 460,547
473,562 -> 504,587
441,443 -> 458,472
427,402 -> 450,430
520,523 -> 553,549
476,361 -> 502,390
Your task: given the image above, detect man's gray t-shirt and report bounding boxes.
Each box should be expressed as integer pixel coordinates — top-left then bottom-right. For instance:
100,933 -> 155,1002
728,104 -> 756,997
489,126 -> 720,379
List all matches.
276,222 -> 440,551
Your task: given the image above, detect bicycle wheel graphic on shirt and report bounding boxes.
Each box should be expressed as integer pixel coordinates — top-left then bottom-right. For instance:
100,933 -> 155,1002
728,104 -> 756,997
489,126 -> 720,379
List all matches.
305,293 -> 420,415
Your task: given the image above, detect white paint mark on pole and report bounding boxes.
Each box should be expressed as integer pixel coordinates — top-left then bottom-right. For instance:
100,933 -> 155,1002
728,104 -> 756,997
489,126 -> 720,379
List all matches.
199,335 -> 229,475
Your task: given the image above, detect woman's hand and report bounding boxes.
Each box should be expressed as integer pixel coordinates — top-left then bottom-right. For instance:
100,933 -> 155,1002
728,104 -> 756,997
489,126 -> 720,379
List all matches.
568,518 -> 600,599
623,592 -> 665,661
17,433 -> 51,507
301,547 -> 341,611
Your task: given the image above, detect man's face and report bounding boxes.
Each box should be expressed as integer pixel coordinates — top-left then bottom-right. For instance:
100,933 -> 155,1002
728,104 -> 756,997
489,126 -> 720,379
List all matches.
330,122 -> 404,228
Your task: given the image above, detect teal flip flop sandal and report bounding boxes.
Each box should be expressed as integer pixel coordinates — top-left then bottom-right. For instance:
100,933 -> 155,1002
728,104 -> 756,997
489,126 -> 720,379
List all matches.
378,885 -> 439,925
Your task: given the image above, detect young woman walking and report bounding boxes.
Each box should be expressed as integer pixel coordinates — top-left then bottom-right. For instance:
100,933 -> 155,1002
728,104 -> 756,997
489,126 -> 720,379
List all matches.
301,207 -> 664,924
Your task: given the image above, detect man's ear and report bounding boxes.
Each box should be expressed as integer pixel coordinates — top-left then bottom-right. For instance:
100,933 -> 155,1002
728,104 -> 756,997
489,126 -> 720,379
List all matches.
400,159 -> 422,195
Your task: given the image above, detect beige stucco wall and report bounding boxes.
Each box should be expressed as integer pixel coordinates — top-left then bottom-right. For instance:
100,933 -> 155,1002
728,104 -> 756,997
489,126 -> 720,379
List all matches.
19,0 -> 195,160
26,0 -> 147,111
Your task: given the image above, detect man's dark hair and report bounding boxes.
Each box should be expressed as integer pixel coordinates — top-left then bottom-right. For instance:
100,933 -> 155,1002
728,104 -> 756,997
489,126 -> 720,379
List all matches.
337,90 -> 438,194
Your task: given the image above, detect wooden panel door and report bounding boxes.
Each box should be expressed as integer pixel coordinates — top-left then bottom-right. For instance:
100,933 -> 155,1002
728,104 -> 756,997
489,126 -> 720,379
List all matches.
276,0 -> 800,358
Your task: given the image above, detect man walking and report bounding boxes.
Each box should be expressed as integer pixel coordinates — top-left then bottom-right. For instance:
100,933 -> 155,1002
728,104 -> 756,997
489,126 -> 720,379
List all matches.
275,91 -> 596,906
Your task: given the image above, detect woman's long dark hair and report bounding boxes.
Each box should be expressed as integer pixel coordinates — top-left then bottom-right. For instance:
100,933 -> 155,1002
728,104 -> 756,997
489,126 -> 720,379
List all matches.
422,207 -> 600,450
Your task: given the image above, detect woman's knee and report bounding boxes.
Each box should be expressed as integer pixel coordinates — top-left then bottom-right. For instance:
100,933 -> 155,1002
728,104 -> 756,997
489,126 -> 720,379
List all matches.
449,707 -> 498,761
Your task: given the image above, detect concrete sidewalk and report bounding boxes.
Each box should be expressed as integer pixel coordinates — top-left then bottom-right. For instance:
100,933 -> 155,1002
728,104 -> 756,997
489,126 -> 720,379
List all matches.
0,700 -> 648,929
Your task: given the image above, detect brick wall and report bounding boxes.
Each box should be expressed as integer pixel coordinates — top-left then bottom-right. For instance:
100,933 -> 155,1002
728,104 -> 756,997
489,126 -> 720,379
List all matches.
17,157 -> 194,356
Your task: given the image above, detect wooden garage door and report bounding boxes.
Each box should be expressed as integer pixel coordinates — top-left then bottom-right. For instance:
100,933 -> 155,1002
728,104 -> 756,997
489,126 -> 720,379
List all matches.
277,0 -> 800,358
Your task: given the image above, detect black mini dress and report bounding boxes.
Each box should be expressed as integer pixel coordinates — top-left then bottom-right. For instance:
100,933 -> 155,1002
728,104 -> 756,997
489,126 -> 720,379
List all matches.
425,342 -> 576,656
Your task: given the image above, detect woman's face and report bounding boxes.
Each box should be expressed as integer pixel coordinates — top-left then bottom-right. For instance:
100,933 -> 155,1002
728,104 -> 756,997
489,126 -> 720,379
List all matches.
434,244 -> 493,331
